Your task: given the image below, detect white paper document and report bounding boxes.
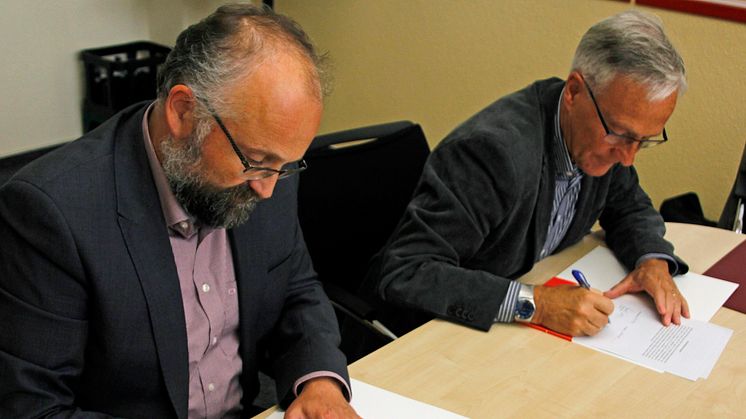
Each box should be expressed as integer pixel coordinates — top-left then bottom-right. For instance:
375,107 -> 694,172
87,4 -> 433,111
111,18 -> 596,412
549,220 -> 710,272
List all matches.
557,246 -> 737,380
573,293 -> 733,380
264,378 -> 467,419
557,246 -> 739,321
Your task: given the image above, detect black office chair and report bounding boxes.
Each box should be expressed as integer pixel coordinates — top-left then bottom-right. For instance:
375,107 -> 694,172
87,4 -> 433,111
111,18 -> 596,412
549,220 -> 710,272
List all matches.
298,121 -> 431,362
719,142 -> 746,233
660,192 -> 716,227
0,144 -> 63,186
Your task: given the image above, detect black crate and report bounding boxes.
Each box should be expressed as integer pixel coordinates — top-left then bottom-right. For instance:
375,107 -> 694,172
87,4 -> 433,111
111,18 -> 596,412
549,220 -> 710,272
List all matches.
80,41 -> 171,132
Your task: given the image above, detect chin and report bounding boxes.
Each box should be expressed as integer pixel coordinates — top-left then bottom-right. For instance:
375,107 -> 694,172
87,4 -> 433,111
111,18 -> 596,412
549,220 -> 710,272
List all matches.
579,163 -> 614,177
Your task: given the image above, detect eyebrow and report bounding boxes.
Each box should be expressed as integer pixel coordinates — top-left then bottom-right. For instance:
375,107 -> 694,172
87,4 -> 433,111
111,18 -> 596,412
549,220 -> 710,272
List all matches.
604,115 -> 659,141
242,146 -> 285,164
242,142 -> 308,166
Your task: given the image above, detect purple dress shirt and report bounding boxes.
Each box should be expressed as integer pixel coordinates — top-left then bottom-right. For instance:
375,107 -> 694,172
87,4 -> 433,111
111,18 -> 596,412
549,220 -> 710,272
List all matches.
141,104 -> 349,417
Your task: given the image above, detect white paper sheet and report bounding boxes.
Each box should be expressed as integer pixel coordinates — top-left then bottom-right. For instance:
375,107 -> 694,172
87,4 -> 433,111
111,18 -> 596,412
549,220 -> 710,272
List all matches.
574,293 -> 733,380
557,246 -> 739,321
557,247 -> 736,380
264,378 -> 468,419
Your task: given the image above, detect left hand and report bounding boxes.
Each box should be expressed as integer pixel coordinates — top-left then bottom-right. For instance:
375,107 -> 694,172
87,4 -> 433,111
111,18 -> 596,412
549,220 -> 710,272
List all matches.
604,258 -> 690,326
284,377 -> 361,419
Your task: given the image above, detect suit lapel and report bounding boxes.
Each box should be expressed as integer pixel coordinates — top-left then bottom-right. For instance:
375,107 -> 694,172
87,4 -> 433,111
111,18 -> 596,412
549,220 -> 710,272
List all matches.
228,215 -> 268,360
114,105 -> 189,419
561,174 -> 600,247
531,81 -> 563,263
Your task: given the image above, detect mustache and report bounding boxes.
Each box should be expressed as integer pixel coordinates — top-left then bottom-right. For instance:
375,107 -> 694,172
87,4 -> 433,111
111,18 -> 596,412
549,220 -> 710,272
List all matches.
158,132 -> 262,229
172,178 -> 261,229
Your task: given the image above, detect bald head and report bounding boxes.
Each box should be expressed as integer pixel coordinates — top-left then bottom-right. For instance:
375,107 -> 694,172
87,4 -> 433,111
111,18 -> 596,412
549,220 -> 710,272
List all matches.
156,3 -> 328,118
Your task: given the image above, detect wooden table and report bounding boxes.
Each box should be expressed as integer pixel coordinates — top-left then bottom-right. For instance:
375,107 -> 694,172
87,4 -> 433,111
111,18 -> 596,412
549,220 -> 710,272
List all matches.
259,223 -> 745,418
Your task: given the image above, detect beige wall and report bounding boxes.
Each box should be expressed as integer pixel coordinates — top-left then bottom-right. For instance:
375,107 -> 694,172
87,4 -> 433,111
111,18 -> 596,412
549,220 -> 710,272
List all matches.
0,0 -> 150,156
2,1 -> 743,220
277,0 -> 746,221
0,0 -> 240,157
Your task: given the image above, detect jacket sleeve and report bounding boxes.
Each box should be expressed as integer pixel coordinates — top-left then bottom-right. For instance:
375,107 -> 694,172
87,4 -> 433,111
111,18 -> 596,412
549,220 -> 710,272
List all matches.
373,135 -> 518,331
262,180 -> 350,408
0,180 -> 114,418
599,164 -> 689,275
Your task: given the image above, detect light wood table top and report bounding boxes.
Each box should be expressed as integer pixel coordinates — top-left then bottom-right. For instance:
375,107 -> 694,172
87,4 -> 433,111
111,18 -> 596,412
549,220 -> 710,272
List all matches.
259,223 -> 745,418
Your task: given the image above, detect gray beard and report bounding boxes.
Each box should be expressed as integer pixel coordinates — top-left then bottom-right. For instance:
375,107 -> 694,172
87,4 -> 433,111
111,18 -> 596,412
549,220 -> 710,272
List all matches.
159,133 -> 260,229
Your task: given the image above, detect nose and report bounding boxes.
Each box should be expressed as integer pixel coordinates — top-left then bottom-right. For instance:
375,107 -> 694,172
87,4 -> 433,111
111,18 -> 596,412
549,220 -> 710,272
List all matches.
247,175 -> 278,199
614,142 -> 638,166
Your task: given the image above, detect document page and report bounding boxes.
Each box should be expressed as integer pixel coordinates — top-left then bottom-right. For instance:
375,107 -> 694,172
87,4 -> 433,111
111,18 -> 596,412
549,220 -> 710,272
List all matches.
263,378 -> 468,419
557,246 -> 739,321
573,293 -> 733,380
551,246 -> 736,380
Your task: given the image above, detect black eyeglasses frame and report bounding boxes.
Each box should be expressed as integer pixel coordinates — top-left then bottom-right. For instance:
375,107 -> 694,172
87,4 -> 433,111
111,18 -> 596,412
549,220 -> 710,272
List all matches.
200,99 -> 307,181
580,75 -> 668,149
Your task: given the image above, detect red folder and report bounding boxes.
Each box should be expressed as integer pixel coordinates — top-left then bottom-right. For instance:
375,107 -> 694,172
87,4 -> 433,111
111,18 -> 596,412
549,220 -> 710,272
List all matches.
704,240 -> 746,314
521,277 -> 575,341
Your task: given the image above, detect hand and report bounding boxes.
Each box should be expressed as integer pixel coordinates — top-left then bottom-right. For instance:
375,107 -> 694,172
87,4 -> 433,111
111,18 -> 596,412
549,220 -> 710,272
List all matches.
532,284 -> 614,336
604,258 -> 690,326
285,377 -> 361,419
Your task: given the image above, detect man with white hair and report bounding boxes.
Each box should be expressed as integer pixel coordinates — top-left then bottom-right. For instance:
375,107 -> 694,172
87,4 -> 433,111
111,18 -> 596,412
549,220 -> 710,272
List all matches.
369,10 -> 690,337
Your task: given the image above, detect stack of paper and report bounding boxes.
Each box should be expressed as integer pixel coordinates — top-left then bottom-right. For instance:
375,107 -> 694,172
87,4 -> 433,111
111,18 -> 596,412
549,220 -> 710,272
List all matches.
552,247 -> 738,381
264,378 -> 467,419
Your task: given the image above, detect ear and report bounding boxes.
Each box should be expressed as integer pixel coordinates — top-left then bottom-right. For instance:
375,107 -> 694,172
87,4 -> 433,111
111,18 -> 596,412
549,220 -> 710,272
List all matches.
164,85 -> 196,140
563,71 -> 584,108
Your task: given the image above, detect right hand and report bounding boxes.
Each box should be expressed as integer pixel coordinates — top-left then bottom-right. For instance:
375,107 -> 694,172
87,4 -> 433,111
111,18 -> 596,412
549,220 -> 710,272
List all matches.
285,377 -> 361,419
532,284 -> 614,336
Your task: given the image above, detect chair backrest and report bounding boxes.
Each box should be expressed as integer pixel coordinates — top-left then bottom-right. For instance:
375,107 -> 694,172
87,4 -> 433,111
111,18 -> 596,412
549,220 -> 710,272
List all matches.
660,192 -> 716,227
298,121 -> 430,296
719,142 -> 746,233
0,144 -> 63,187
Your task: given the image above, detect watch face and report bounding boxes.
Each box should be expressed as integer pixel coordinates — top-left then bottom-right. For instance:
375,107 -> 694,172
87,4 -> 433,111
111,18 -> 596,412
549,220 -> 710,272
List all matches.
516,299 -> 535,320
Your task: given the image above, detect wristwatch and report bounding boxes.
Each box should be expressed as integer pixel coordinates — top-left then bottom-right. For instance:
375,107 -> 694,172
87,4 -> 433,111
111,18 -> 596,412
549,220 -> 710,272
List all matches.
514,284 -> 536,323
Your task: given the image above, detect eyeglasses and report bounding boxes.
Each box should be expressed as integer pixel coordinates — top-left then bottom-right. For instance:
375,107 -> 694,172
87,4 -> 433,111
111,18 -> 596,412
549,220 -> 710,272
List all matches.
205,103 -> 308,181
580,75 -> 668,149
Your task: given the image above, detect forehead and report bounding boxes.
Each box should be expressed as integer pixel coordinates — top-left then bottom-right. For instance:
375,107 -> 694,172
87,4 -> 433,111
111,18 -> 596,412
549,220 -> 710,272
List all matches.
222,53 -> 322,161
596,75 -> 677,135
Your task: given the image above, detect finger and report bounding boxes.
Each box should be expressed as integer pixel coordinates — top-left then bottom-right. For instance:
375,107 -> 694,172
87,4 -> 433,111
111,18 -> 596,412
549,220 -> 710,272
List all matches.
603,276 -> 634,299
593,295 -> 615,316
650,284 -> 668,318
681,294 -> 691,319
661,290 -> 675,326
283,408 -> 303,419
591,314 -> 609,331
583,317 -> 605,336
671,296 -> 682,325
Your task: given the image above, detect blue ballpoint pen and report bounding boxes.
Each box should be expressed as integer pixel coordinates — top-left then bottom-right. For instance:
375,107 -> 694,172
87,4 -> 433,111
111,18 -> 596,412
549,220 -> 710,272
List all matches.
571,269 -> 592,289
572,269 -> 611,323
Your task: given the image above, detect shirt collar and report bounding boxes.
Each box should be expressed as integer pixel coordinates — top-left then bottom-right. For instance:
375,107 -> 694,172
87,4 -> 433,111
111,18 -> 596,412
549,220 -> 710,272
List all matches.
553,86 -> 580,179
141,102 -> 199,238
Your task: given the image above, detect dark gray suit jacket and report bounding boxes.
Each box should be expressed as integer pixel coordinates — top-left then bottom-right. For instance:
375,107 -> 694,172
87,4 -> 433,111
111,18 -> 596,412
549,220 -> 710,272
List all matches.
371,78 -> 687,331
0,103 -> 348,418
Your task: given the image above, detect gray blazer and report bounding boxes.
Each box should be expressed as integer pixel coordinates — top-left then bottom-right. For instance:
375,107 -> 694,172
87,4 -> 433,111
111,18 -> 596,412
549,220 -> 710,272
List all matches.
371,78 -> 687,331
0,103 -> 348,418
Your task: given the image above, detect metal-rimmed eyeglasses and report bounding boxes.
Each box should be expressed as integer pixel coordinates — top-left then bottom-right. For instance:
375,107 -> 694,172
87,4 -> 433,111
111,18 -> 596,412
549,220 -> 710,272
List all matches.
580,74 -> 668,149
203,101 -> 307,181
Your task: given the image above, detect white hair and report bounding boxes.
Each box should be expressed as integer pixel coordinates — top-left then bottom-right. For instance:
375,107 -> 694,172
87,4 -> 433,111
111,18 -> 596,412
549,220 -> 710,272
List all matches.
571,10 -> 686,101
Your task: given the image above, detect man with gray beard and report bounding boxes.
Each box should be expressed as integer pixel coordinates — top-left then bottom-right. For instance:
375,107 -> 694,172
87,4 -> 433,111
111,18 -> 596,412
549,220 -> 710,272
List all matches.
0,4 -> 358,419
159,122 -> 261,229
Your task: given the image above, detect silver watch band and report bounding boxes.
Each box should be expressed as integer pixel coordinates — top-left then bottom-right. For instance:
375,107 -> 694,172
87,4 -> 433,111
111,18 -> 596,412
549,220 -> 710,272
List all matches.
514,283 -> 536,323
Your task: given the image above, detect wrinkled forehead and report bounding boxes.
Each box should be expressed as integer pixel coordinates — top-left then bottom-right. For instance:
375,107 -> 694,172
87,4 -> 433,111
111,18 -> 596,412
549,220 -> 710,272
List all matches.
221,56 -> 323,162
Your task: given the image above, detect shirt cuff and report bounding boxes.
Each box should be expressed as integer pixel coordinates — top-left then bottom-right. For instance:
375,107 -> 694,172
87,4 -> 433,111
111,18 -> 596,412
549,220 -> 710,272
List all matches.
495,281 -> 521,323
635,253 -> 679,275
293,371 -> 352,402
